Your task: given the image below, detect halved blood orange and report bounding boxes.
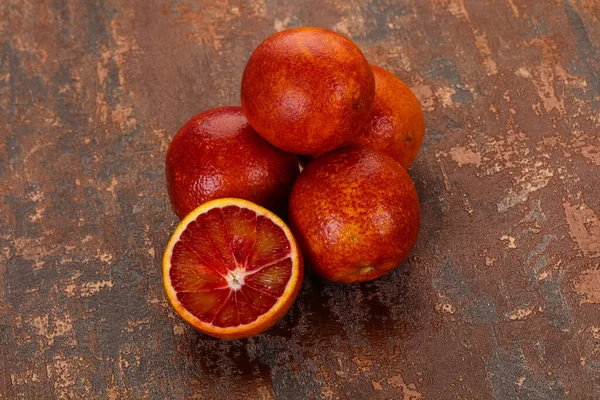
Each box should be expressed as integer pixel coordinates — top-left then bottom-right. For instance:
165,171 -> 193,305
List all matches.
163,198 -> 303,339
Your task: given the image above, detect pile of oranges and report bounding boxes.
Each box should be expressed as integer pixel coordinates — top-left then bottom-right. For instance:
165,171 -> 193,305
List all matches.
162,27 -> 423,339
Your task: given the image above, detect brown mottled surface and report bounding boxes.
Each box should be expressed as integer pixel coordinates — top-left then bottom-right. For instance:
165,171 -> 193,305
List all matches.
1,0 -> 599,399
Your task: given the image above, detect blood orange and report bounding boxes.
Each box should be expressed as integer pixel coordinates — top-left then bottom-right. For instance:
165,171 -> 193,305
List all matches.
165,107 -> 299,219
163,198 -> 303,339
241,27 -> 375,155
350,65 -> 424,169
288,146 -> 420,283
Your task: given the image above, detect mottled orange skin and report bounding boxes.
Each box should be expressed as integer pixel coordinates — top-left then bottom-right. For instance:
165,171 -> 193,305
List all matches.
241,27 -> 375,155
166,107 -> 299,219
350,65 -> 424,169
288,146 -> 420,283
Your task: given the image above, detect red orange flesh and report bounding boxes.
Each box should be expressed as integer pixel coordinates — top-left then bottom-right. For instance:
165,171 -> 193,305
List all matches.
163,198 -> 303,339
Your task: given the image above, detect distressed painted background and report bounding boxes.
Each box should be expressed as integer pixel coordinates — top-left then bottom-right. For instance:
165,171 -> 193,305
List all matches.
1,0 -> 599,399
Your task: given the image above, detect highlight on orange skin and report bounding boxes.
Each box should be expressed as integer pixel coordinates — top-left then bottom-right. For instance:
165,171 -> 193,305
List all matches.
350,65 -> 424,169
241,27 -> 375,155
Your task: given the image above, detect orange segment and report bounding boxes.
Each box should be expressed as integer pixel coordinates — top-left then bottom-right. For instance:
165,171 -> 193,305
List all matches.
169,243 -> 227,292
163,198 -> 303,339
247,215 -> 292,270
221,205 -> 257,266
177,289 -> 230,322
240,285 -> 278,314
245,258 -> 293,297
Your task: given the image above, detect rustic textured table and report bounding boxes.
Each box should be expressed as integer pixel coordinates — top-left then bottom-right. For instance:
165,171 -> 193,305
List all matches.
1,0 -> 599,399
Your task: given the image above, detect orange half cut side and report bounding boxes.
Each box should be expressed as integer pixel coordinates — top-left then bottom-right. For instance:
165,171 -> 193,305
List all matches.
163,198 -> 303,339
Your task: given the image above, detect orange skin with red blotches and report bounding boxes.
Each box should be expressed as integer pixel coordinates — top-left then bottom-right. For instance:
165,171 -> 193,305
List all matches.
241,27 -> 375,155
288,146 -> 420,283
350,65 -> 424,169
166,107 -> 299,219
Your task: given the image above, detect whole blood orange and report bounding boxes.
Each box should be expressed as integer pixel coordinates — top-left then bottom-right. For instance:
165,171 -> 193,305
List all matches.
166,107 -> 299,219
241,27 -> 375,155
163,198 -> 304,339
288,147 -> 420,283
350,65 -> 424,169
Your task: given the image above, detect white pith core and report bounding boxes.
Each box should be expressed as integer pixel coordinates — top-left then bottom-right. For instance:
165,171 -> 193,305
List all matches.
226,268 -> 248,291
